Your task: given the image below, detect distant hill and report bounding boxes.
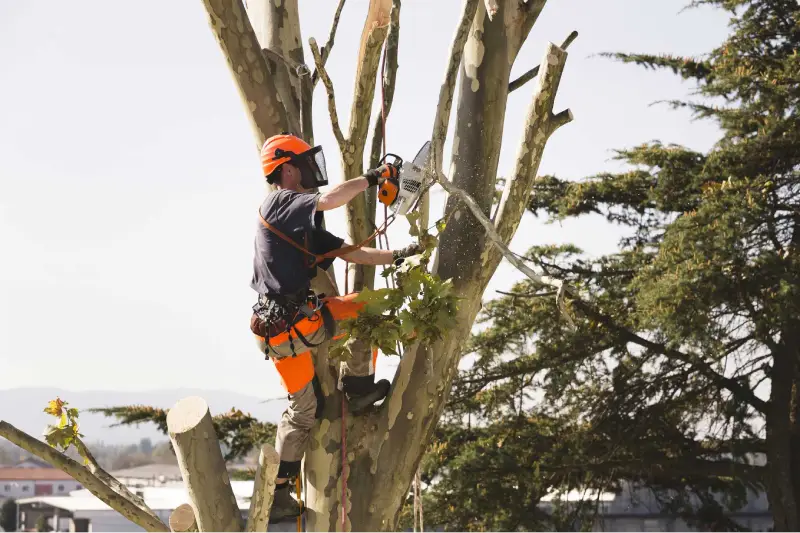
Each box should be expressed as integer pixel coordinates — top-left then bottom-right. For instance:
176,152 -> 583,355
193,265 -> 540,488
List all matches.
0,387 -> 286,446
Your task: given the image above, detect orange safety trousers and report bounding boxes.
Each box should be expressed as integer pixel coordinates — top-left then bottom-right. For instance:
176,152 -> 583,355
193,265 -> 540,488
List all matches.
254,293 -> 378,394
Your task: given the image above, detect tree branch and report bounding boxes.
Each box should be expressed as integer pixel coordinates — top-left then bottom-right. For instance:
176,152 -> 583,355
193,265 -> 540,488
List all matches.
0,421 -> 169,532
344,0 -> 391,169
508,31 -> 578,93
494,41 -> 572,244
311,0 -> 347,87
435,175 -> 572,312
245,444 -> 280,531
368,0 -> 401,169
425,0 -> 481,228
309,38 -> 346,151
569,299 -> 769,414
72,437 -> 153,513
200,0 -> 289,147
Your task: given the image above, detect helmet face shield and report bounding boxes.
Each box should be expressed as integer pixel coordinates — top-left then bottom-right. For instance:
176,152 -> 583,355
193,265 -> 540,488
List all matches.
302,146 -> 329,189
274,145 -> 329,189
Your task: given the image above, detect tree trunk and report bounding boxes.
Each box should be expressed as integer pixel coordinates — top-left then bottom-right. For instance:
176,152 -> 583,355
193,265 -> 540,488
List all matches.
196,0 -> 569,530
766,350 -> 799,531
167,397 -> 242,532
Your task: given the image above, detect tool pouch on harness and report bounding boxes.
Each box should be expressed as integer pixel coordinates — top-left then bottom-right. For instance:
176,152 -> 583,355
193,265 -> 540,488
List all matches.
250,290 -> 337,360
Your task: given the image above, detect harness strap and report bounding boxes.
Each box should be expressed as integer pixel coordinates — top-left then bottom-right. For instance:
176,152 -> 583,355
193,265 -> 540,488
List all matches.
258,209 -> 393,267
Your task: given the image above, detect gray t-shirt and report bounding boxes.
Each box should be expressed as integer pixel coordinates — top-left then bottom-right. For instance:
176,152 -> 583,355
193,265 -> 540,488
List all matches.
251,189 -> 344,296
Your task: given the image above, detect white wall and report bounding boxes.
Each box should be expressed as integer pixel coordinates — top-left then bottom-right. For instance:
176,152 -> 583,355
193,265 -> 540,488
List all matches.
0,479 -> 83,500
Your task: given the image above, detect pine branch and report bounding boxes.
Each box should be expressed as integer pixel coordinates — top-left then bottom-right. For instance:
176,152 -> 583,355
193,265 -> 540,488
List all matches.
599,52 -> 714,82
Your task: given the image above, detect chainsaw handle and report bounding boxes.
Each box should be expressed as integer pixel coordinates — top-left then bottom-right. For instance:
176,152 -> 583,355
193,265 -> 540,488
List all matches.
379,153 -> 403,168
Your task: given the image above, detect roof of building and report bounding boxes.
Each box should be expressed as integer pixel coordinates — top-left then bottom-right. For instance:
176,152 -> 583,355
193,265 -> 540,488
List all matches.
0,467 -> 75,481
16,482 -> 257,512
110,464 -> 183,479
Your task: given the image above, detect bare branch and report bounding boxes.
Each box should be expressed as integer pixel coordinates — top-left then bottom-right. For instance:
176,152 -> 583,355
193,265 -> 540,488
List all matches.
0,421 -> 170,532
72,437 -> 153,514
549,108 -> 574,135
494,41 -> 571,245
369,0 -> 402,169
311,0 -> 347,87
425,0 -> 481,227
246,444 -> 281,531
434,174 -> 569,297
309,38 -> 346,151
508,31 -> 578,93
344,0 -> 392,170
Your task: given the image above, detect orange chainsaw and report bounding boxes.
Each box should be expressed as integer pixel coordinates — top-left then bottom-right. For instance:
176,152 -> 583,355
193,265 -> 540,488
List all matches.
377,141 -> 431,216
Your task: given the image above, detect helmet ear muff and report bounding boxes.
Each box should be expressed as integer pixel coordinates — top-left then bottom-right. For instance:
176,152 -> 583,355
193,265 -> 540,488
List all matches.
266,165 -> 283,185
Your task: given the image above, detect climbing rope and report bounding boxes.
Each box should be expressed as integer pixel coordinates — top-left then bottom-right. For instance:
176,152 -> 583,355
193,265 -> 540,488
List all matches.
296,476 -> 304,532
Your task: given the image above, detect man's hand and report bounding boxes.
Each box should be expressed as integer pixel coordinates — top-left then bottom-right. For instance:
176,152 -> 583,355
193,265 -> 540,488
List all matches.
392,242 -> 423,264
364,164 -> 398,187
317,165 -> 398,212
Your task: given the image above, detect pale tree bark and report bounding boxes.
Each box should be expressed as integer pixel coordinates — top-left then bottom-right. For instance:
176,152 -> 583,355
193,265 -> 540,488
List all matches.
169,504 -> 198,533
200,0 -> 289,148
167,397 -> 242,532
245,444 -> 281,531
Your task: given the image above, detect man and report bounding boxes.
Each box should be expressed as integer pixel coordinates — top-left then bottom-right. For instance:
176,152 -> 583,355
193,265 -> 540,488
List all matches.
249,133 -> 420,522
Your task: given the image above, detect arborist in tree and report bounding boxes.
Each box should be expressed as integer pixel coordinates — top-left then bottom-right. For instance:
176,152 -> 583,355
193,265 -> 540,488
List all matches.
249,133 -> 421,522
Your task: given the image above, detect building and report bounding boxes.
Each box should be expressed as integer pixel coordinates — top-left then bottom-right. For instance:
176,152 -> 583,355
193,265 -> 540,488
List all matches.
0,467 -> 83,502
14,482 -> 298,532
539,482 -> 773,532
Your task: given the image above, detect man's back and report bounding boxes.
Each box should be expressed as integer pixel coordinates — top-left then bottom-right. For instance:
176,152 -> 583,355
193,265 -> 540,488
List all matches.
251,189 -> 343,296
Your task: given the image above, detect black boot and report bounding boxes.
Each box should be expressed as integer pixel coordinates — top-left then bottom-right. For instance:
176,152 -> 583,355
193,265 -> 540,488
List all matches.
342,375 -> 391,414
269,482 -> 301,523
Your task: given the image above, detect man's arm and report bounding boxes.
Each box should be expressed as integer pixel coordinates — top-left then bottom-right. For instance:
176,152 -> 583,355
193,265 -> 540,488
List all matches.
316,176 -> 372,212
339,242 -> 423,265
339,246 -> 394,265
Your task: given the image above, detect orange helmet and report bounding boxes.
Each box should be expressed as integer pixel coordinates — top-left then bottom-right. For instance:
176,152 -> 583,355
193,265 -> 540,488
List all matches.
261,134 -> 312,178
260,134 -> 330,188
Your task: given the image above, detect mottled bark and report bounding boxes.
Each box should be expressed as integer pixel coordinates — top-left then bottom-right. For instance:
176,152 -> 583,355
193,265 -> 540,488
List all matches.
339,2 -> 565,530
342,0 -> 391,292
200,0 -> 289,148
167,397 -> 242,532
246,444 -> 280,531
246,0 -> 308,138
0,421 -> 169,532
425,0 -> 481,229
492,42 -> 570,256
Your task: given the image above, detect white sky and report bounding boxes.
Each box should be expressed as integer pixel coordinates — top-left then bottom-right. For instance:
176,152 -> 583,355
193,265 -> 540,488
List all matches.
0,1 -> 729,398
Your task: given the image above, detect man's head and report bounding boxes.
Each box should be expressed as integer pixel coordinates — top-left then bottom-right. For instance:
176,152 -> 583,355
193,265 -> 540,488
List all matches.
261,134 -> 329,191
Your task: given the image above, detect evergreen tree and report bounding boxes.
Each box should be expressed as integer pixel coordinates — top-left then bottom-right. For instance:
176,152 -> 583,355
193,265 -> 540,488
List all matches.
424,0 -> 799,530
0,499 -> 17,533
